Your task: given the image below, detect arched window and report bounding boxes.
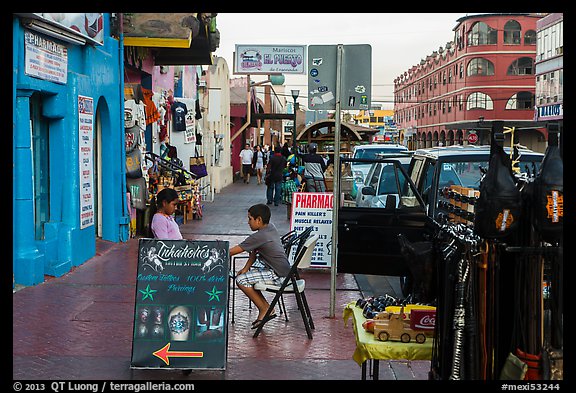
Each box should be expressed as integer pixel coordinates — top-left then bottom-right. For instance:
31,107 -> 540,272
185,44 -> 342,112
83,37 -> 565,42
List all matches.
506,92 -> 535,110
467,58 -> 495,76
524,30 -> 537,45
507,57 -> 534,75
504,20 -> 522,45
467,92 -> 494,110
468,22 -> 497,46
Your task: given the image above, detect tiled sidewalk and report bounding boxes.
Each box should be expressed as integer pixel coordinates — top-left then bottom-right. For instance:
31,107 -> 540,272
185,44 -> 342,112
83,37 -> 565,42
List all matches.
12,179 -> 431,381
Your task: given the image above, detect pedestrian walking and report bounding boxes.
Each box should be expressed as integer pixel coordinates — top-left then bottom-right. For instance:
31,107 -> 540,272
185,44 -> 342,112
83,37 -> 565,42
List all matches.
300,142 -> 327,192
252,145 -> 267,185
240,143 -> 254,184
266,145 -> 287,206
281,142 -> 291,159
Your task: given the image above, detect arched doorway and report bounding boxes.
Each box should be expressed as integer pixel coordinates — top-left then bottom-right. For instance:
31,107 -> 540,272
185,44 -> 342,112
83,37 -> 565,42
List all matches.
94,104 -> 103,237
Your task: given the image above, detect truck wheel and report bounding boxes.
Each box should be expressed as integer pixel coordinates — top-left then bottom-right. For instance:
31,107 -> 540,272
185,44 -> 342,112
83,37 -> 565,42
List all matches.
401,333 -> 411,343
378,331 -> 390,341
416,333 -> 426,344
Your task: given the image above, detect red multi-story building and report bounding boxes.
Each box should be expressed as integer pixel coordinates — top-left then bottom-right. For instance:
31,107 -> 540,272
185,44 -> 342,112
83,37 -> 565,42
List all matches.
394,13 -> 546,152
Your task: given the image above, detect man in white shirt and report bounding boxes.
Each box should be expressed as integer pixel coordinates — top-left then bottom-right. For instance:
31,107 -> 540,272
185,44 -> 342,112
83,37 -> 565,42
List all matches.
239,143 -> 254,184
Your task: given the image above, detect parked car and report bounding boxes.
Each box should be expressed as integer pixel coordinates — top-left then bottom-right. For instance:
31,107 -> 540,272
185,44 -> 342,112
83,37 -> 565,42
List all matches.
350,144 -> 409,184
355,154 -> 413,208
337,144 -> 544,281
407,145 -> 543,222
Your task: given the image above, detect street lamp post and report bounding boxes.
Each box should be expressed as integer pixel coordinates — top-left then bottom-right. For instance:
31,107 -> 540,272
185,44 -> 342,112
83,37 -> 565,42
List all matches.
291,89 -> 299,154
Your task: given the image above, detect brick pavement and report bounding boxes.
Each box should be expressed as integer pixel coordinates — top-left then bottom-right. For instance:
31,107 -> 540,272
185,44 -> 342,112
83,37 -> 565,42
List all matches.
12,179 -> 431,381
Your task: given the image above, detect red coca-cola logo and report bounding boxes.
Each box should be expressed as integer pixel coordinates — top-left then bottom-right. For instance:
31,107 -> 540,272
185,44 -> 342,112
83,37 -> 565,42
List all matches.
411,310 -> 436,330
418,315 -> 435,326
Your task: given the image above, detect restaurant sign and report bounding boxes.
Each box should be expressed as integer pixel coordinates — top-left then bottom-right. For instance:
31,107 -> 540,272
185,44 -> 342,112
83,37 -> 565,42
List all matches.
234,45 -> 306,75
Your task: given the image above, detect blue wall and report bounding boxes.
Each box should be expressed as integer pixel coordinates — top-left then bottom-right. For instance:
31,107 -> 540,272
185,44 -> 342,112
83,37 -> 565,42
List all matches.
13,14 -> 129,286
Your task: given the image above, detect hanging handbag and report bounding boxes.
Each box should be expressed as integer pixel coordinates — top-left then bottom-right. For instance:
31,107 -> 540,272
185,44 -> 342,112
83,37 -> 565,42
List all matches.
189,146 -> 208,179
532,130 -> 563,243
474,131 -> 522,239
126,148 -> 143,179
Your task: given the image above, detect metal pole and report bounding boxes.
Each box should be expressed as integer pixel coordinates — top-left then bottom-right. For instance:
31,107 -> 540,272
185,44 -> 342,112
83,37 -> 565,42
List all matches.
329,44 -> 344,318
292,99 -> 298,153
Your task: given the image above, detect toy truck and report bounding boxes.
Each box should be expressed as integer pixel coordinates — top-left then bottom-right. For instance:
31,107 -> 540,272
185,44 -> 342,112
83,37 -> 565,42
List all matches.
372,307 -> 436,344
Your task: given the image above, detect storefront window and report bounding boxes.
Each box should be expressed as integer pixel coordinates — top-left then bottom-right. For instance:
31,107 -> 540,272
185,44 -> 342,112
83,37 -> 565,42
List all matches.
30,93 -> 50,240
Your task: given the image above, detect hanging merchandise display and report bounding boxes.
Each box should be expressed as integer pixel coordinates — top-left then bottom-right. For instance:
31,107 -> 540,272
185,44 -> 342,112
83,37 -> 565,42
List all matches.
194,98 -> 203,144
428,123 -> 563,382
532,130 -> 563,244
126,148 -> 143,179
145,152 -> 204,222
126,177 -> 148,211
474,131 -> 522,239
171,100 -> 188,131
125,98 -> 147,131
195,122 -> 203,145
141,87 -> 160,126
125,125 -> 141,153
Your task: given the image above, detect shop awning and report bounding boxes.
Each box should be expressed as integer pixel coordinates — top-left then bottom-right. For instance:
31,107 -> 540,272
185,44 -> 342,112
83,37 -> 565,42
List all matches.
123,13 -> 215,66
123,13 -> 195,48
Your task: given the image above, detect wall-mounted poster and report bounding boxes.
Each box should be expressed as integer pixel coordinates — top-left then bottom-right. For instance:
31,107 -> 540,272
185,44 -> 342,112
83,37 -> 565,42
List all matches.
130,239 -> 230,370
78,95 -> 94,229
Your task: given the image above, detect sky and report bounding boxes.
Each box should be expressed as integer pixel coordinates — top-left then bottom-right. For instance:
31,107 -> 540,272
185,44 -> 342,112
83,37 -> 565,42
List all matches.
214,13 -> 467,110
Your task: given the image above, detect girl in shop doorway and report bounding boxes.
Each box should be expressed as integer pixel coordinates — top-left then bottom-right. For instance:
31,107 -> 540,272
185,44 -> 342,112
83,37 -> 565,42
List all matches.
149,188 -> 183,240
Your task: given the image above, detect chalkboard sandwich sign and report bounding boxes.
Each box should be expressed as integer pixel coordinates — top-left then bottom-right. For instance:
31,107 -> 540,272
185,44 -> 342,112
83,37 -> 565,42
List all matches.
130,238 -> 230,370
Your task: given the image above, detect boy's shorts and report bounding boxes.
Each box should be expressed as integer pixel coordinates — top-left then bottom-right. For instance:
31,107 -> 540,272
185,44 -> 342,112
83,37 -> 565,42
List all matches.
236,261 -> 284,288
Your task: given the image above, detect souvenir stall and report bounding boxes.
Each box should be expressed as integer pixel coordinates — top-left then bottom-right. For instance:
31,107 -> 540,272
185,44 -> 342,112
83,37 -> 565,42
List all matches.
145,151 -> 203,223
125,86 -> 207,238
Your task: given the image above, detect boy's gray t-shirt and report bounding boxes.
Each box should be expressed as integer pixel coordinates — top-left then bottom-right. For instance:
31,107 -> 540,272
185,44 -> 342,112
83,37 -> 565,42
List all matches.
239,223 -> 290,277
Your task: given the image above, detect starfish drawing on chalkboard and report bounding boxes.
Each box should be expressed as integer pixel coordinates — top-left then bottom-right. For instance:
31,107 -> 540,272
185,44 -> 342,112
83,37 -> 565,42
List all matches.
139,284 -> 157,301
205,286 -> 223,302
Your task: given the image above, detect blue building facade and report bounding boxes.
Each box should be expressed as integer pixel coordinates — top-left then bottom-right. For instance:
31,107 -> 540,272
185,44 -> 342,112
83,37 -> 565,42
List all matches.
13,14 -> 130,286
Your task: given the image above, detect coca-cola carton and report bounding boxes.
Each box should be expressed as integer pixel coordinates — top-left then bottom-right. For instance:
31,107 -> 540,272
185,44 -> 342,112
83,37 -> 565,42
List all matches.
410,309 -> 436,331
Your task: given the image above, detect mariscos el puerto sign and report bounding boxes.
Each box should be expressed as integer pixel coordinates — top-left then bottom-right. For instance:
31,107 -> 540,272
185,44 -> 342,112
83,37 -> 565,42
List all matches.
234,44 -> 306,75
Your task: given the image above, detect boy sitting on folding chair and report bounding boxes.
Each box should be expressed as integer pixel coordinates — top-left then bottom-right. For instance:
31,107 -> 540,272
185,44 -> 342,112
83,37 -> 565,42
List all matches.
229,203 -> 291,330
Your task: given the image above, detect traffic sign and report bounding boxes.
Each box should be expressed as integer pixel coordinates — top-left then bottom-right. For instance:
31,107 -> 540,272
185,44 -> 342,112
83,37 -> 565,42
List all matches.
468,132 -> 478,144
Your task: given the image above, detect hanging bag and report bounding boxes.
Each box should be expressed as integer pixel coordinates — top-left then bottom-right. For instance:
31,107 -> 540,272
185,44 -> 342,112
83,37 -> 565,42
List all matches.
189,146 -> 208,179
474,131 -> 523,239
532,130 -> 563,243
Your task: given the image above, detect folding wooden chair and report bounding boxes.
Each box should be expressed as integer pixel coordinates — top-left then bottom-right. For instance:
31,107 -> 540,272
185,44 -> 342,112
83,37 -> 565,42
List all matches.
253,233 -> 319,339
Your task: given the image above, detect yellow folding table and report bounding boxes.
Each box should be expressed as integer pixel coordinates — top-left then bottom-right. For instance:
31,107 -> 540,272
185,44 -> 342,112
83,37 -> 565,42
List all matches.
343,302 -> 433,380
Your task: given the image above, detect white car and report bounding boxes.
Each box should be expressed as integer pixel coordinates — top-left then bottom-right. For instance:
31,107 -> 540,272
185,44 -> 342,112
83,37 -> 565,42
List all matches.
350,144 -> 409,184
